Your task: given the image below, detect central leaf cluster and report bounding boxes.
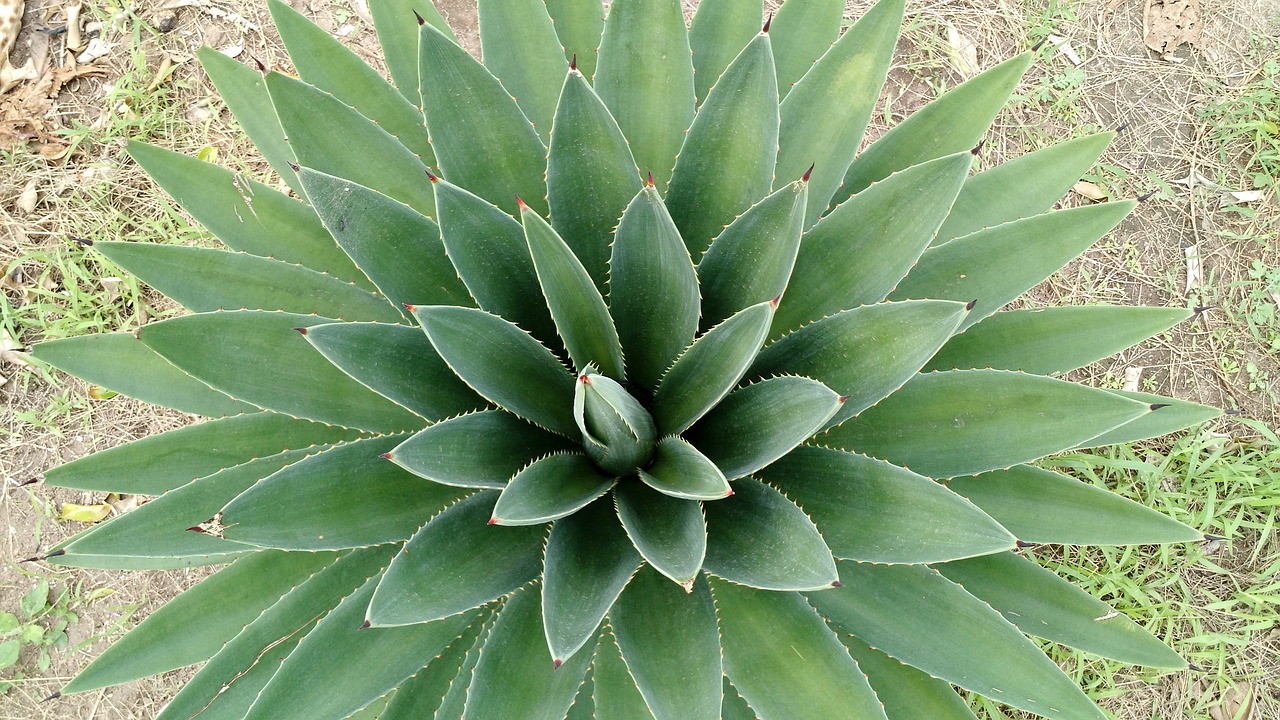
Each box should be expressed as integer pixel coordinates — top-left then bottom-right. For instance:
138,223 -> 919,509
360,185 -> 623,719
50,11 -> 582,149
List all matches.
575,370 -> 656,476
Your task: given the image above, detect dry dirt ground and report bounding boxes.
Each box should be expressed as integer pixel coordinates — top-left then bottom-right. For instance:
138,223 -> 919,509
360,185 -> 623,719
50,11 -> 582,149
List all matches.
0,0 -> 1277,718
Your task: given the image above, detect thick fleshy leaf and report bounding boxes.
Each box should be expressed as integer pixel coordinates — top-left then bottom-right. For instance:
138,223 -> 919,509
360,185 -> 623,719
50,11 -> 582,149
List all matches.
774,152 -> 972,337
369,0 -> 455,100
697,179 -> 807,329
220,436 -> 463,550
926,305 -> 1191,374
944,464 -> 1203,545
722,678 -> 758,720
712,578 -> 888,720
840,634 -> 978,720
666,31 -> 778,257
155,545 -> 399,720
418,21 -> 548,216
768,0 -> 845,94
32,333 -> 255,418
545,0 -> 605,78
686,376 -> 841,480
434,615 -> 493,720
614,482 -> 707,587
44,412 -> 361,494
298,170 -> 474,311
936,132 -> 1114,245
491,454 -> 615,526
379,620 -> 487,720
198,48 -> 298,189
126,142 -> 368,287
593,630 -> 654,718
95,243 -> 401,323
1073,390 -> 1222,448
415,305 -> 576,436
609,184 -> 700,390
704,478 -> 837,591
567,669 -> 596,720
594,0 -> 695,191
266,73 -> 436,218
240,572 -> 478,720
759,447 -> 1015,563
61,551 -> 338,694
639,437 -> 731,500
388,410 -> 574,489
755,300 -> 971,425
890,202 -> 1137,331
652,300 -> 774,435
463,588 -> 594,720
522,205 -> 625,378
822,370 -> 1154,478
547,69 -> 642,294
840,53 -> 1032,196
574,371 -> 656,476
810,562 -> 1108,720
777,0 -> 904,222
543,501 -> 642,663
478,0 -> 568,142
936,552 -> 1186,668
611,569 -> 721,720
139,311 -> 424,432
368,492 -> 544,626
689,0 -> 760,104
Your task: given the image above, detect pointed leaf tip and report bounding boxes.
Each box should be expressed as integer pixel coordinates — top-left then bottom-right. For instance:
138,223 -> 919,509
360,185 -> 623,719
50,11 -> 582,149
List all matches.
44,692 -> 61,703
403,303 -> 417,312
488,517 -> 498,525
570,54 -> 577,72
831,581 -> 842,588
1016,540 -> 1037,548
965,299 -> 978,311
802,164 -> 814,182
426,168 -> 438,183
413,9 -> 425,26
1151,403 -> 1171,411
837,395 -> 849,404
1138,190 -> 1157,202
971,139 -> 987,155
646,171 -> 654,187
293,327 -> 308,335
770,295 -> 781,309
516,196 -> 530,211
253,57 -> 267,74
380,452 -> 394,460
763,12 -> 773,33
287,161 -> 301,172
553,659 -> 564,669
358,620 -> 372,630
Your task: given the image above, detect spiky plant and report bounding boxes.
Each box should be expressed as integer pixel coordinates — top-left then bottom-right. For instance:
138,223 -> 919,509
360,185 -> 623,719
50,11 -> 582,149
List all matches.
30,0 -> 1219,718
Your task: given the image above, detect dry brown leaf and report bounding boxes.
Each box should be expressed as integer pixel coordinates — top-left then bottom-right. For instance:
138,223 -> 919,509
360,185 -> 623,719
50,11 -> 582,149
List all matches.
1073,181 -> 1109,201
1143,0 -> 1202,58
15,179 -> 37,214
1209,682 -> 1254,720
1123,366 -> 1144,392
943,21 -> 979,78
1184,244 -> 1202,292
0,328 -> 30,368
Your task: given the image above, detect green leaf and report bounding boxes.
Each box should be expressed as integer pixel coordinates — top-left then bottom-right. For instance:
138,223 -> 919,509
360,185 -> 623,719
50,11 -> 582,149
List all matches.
302,322 -> 483,422
269,0 -> 434,166
139,311 -> 424,432
380,620 -> 487,720
689,0 -> 760,105
711,578 -> 888,720
697,179 -> 807,329
840,53 -> 1032,196
266,73 -> 436,218
126,142 -> 368,288
666,31 -> 777,257
478,0 -> 568,143
810,561 -> 1108,720
33,333 -> 255,418
639,436 -> 731,500
567,667 -> 597,720
840,634 -> 978,720
434,615 -> 493,720
935,132 -> 1114,245
547,67 -> 643,294
936,552 -> 1186,668
593,629 -> 654,719
575,371 -> 656,476
774,151 -> 972,337
522,204 -> 625,378
614,482 -> 706,588
389,410 -> 575,489
890,202 -> 1137,331
609,184 -> 700,390
704,478 -> 837,591
755,300 -> 971,425
545,0 -> 605,78
370,0 -> 455,100
652,300 -> 774,436
687,376 -> 840,480
722,678 -> 758,720
0,612 -> 17,633
759,447 -> 1016,563
95,243 -> 402,323
368,492 -> 544,626
944,464 -> 1203,545
20,580 -> 48,619
61,551 -> 338,694
463,588 -> 593,720
415,305 -> 576,436
198,48 -> 298,190
154,546 -> 398,720
822,370 -> 1154,478
298,169 -> 474,311
777,0 -> 904,221
768,0 -> 845,94
0,640 -> 19,671
430,177 -> 559,346
926,305 -> 1191,375
241,573 -> 478,720
594,0 -> 695,192
543,501 -> 642,663
1072,390 -> 1223,448
419,21 -> 547,217
491,454 -> 615,526
611,568 -> 722,720
221,436 -> 463,550
44,412 -> 359,494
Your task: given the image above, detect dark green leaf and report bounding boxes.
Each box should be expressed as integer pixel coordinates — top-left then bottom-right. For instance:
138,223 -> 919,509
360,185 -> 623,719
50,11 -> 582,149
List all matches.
1072,390 -> 1223,448
575,371 -> 656,476
704,478 -> 837,591
370,0 -> 455,100
389,410 -> 575,489
478,0 -> 568,142
545,0 -> 605,79
689,0 -> 760,105
491,454 -> 615,526
434,614 -> 493,720
593,629 -> 655,719
840,634 -> 978,720
639,436 -> 731,500
768,0 -> 845,94
614,482 -> 707,588
198,48 -> 298,190
379,620 -> 486,720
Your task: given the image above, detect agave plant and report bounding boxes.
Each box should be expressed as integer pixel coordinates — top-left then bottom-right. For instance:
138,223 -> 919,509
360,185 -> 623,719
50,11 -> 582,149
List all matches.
30,0 -> 1220,718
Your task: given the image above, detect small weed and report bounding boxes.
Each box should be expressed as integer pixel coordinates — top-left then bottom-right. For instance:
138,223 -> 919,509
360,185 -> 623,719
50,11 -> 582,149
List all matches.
0,576 -> 117,694
1198,49 -> 1280,193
